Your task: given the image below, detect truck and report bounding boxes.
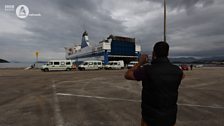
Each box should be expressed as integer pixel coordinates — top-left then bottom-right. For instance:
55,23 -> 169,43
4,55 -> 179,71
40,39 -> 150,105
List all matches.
41,60 -> 75,72
104,60 -> 124,70
78,60 -> 103,70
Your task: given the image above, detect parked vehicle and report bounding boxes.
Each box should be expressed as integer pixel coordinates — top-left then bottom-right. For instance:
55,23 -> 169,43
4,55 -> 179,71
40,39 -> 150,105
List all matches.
195,64 -> 204,68
78,60 -> 103,70
180,64 -> 189,71
104,60 -> 124,70
127,61 -> 138,69
41,60 -> 75,72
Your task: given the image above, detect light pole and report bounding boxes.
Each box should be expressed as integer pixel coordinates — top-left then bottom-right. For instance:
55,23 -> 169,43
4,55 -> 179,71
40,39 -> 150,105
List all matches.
164,0 -> 167,42
35,51 -> 39,68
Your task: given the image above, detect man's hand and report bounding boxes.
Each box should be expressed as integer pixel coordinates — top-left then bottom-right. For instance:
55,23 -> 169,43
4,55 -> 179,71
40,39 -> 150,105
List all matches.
124,54 -> 149,80
139,54 -> 149,65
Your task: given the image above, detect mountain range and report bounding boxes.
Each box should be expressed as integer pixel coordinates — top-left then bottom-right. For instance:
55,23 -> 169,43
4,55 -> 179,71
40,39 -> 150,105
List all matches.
169,56 -> 224,64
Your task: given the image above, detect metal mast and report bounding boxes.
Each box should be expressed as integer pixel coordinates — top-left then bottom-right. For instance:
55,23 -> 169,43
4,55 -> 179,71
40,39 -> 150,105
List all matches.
164,0 -> 167,42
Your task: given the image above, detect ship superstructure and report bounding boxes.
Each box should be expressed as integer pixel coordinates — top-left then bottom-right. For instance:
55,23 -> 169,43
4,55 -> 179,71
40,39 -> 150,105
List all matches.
65,31 -> 141,64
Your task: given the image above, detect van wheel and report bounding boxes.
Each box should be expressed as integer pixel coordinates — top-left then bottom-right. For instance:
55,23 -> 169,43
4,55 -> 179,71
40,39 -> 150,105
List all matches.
66,68 -> 71,71
44,68 -> 49,72
78,68 -> 84,71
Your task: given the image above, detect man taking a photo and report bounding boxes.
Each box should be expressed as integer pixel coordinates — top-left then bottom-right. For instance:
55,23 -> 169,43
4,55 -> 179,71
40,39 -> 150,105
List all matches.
125,41 -> 183,126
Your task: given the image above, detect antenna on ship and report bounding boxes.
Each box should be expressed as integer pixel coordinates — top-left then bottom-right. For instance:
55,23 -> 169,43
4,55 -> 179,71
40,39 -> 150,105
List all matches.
82,24 -> 86,32
164,0 -> 167,42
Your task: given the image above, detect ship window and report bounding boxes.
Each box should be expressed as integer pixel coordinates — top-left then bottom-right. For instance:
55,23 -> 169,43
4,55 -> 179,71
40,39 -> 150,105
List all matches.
54,62 -> 60,65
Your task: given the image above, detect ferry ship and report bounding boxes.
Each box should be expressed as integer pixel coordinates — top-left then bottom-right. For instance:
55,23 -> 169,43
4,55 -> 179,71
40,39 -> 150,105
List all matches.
65,31 -> 141,64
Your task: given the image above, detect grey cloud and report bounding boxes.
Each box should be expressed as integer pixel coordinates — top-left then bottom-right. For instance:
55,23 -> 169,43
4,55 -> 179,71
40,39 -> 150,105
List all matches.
146,0 -> 214,10
0,0 -> 224,61
55,0 -> 101,13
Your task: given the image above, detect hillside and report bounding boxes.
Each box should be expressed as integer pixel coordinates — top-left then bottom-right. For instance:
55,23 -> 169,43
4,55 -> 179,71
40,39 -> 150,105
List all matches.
170,56 -> 224,64
0,59 -> 9,63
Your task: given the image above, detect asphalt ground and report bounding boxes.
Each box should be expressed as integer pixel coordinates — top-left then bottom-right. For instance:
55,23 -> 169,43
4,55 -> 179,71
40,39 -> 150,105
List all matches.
0,67 -> 224,126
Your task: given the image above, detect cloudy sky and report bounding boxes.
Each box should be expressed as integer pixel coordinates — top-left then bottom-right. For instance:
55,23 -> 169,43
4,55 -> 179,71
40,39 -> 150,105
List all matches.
0,0 -> 224,62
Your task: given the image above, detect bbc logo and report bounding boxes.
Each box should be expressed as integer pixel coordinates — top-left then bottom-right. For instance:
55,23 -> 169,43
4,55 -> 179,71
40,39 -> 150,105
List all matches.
5,5 -> 15,11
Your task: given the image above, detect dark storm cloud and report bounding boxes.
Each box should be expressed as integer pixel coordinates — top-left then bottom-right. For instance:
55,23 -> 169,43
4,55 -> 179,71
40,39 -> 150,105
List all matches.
135,0 -> 224,57
53,0 -> 126,38
23,0 -> 125,45
0,0 -> 125,61
55,0 -> 100,13
147,0 -> 214,9
0,0 -> 224,61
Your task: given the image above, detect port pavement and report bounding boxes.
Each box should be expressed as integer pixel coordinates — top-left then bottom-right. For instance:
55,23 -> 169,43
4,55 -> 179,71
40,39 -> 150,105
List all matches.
0,67 -> 224,126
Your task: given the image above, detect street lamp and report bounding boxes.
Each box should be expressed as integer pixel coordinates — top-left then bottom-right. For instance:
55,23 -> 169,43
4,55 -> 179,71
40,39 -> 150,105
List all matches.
35,51 -> 39,68
164,0 -> 167,42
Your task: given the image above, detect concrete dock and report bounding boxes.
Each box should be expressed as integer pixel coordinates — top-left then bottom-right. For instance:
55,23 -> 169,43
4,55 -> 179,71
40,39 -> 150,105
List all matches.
0,67 -> 224,126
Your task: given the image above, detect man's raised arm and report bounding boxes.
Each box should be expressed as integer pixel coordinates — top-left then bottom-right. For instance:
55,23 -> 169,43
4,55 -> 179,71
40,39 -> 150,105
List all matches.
124,54 -> 149,80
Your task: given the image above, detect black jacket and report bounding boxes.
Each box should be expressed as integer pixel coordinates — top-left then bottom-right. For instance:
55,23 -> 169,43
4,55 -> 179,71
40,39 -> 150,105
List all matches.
134,57 -> 183,126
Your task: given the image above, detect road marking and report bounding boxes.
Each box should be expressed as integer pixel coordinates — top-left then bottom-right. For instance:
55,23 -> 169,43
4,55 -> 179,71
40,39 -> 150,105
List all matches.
57,93 -> 224,109
56,79 -> 100,85
57,93 -> 141,102
181,82 -> 216,88
52,84 -> 64,126
56,80 -> 82,84
177,103 -> 224,109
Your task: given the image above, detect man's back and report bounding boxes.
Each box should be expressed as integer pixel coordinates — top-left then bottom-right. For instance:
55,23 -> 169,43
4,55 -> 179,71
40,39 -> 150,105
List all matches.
141,58 -> 183,126
125,42 -> 183,126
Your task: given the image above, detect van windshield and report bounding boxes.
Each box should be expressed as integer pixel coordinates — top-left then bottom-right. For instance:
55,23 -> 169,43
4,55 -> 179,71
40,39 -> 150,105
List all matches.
48,62 -> 53,65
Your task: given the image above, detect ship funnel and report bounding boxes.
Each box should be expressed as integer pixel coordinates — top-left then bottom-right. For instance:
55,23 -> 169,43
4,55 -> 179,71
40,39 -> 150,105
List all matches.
81,31 -> 90,48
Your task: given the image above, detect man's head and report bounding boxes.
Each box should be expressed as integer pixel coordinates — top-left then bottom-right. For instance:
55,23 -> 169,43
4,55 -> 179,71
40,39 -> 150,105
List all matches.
153,41 -> 169,59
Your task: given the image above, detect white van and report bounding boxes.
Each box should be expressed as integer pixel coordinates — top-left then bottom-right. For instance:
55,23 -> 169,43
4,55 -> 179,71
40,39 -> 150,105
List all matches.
127,61 -> 138,69
41,60 -> 74,72
104,60 -> 124,70
78,60 -> 103,70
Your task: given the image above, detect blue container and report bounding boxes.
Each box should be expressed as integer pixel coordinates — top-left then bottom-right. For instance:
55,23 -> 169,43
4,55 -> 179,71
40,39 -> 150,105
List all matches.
111,40 -> 135,56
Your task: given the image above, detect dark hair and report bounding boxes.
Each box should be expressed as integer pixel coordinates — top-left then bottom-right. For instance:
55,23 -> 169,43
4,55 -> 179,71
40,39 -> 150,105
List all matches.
153,41 -> 169,57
